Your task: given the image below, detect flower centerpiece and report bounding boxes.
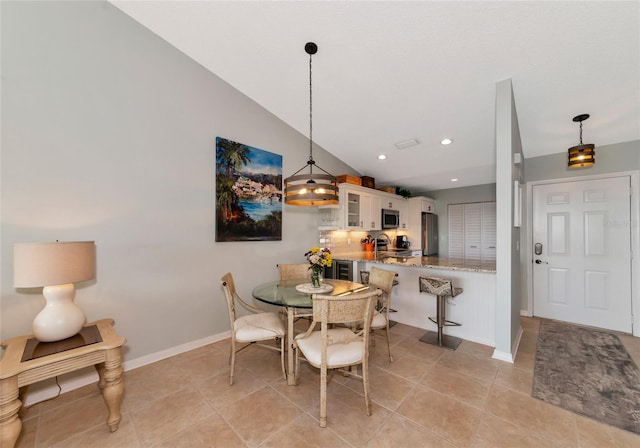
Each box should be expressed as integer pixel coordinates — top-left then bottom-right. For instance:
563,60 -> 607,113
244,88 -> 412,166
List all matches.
305,247 -> 332,288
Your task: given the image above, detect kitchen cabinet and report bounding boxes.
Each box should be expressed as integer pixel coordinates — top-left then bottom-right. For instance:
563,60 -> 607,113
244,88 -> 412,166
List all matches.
421,199 -> 436,213
344,189 -> 380,230
406,196 -> 437,244
319,184 -> 410,231
448,201 -> 496,262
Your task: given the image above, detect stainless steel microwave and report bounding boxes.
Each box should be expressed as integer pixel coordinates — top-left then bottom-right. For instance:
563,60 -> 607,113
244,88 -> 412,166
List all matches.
381,209 -> 400,229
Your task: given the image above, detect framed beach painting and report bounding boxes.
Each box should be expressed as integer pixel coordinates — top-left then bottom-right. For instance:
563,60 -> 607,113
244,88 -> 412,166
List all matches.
215,137 -> 283,241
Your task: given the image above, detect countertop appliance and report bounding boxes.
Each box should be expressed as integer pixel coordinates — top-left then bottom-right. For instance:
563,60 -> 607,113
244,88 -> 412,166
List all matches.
396,235 -> 410,249
381,209 -> 400,229
421,212 -> 439,256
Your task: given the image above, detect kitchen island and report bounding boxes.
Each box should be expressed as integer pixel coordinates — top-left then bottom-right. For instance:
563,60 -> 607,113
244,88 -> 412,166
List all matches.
333,251 -> 497,347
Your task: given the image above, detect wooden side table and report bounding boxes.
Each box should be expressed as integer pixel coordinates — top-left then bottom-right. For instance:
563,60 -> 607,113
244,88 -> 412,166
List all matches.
0,319 -> 126,448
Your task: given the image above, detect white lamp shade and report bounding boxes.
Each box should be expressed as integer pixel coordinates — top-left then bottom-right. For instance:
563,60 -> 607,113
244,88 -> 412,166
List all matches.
14,241 -> 96,288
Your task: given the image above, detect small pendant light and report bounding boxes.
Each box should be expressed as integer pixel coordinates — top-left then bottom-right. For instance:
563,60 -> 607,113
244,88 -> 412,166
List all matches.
284,42 -> 339,206
568,114 -> 595,169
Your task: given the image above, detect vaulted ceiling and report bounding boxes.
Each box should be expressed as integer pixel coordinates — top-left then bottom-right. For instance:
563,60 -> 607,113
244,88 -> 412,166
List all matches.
112,1 -> 639,192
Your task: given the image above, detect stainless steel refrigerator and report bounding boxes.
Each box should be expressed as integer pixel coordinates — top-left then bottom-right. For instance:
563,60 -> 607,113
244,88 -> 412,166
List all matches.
421,212 -> 439,256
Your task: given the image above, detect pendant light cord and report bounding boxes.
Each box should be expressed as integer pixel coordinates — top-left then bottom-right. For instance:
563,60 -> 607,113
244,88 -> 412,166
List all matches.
308,51 -> 314,171
579,121 -> 583,145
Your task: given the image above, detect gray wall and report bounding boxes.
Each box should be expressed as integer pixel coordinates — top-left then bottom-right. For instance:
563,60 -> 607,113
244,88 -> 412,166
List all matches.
494,79 -> 524,360
524,140 -> 639,182
1,1 -> 357,360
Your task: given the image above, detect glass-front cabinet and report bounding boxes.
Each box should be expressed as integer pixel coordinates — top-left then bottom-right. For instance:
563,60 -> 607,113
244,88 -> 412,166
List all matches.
346,191 -> 361,228
343,188 -> 381,230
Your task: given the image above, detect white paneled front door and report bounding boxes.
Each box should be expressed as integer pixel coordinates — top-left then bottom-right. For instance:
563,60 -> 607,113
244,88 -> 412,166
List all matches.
532,176 -> 632,333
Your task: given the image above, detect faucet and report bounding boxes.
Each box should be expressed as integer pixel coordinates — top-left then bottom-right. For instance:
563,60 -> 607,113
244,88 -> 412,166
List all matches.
374,233 -> 392,258
377,233 -> 392,247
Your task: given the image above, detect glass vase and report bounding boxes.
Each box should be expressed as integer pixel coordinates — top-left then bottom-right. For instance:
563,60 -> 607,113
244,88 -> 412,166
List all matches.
311,270 -> 322,288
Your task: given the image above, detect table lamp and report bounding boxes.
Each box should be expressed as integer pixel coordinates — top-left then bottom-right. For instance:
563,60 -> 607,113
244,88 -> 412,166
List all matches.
13,241 -> 96,342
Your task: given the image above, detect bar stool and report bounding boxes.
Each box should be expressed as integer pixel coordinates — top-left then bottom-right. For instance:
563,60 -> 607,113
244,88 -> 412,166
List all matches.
418,275 -> 463,350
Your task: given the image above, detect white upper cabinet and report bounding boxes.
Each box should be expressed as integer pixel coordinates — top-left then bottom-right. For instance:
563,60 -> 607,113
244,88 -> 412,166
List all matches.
319,183 -> 410,231
341,186 -> 381,231
406,196 -> 437,243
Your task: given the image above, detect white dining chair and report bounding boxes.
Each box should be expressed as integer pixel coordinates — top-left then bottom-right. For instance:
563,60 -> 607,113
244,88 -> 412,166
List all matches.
293,288 -> 382,427
221,272 -> 286,385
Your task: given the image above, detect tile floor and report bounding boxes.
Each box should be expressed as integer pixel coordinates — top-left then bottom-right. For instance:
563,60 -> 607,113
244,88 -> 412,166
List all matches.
14,317 -> 640,447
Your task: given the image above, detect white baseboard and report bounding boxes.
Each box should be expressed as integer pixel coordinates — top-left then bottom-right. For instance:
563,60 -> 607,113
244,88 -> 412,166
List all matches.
22,330 -> 231,407
491,349 -> 514,363
491,325 -> 523,364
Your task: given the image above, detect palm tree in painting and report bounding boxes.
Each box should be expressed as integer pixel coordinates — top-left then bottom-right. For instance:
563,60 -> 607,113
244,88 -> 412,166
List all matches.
217,178 -> 238,222
216,138 -> 251,178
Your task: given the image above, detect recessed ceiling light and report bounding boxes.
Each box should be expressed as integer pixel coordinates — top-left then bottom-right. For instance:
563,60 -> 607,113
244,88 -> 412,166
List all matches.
441,138 -> 453,145
377,154 -> 387,160
451,178 -> 459,182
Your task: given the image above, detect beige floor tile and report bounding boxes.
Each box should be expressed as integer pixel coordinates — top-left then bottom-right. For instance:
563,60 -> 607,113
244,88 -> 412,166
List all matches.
372,349 -> 435,382
494,365 -> 534,395
122,357 -> 192,412
485,385 -> 578,447
420,363 -> 492,408
520,317 -> 541,333
50,414 -> 141,448
171,347 -> 232,383
436,350 -> 502,384
512,348 -> 536,372
153,412 -> 247,448
344,364 -> 417,411
268,364 -> 343,413
392,335 -> 447,363
516,332 -> 539,354
574,413 -> 640,448
471,412 -> 562,448
389,322 -> 427,339
19,317 -> 636,448
456,339 -> 496,359
35,393 -> 109,447
315,385 -> 392,446
396,385 -> 482,447
229,343 -> 287,383
365,413 -> 456,448
130,385 -> 214,447
261,413 -> 351,448
218,387 -> 301,447
195,368 -> 266,410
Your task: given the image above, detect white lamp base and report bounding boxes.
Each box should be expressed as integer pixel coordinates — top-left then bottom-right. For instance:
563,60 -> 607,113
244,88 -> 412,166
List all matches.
33,283 -> 86,342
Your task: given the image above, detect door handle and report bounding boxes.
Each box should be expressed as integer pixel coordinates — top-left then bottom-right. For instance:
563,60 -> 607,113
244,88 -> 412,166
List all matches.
535,259 -> 548,264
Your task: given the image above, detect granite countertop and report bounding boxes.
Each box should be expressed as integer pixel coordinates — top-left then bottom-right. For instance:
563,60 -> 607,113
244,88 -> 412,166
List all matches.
332,251 -> 496,273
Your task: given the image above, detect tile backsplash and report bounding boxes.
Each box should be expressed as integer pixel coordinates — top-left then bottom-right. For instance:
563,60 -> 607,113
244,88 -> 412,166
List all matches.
319,230 -> 401,255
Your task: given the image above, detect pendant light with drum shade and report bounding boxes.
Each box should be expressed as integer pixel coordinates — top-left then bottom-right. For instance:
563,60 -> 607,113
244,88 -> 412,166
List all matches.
568,114 -> 595,168
284,42 -> 339,206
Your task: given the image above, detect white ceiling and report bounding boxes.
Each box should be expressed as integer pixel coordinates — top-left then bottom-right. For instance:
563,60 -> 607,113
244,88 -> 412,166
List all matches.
112,1 -> 639,193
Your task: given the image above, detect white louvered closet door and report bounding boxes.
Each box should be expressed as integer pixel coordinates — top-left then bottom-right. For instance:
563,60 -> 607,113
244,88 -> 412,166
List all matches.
448,202 -> 496,262
481,202 -> 497,262
448,204 -> 465,259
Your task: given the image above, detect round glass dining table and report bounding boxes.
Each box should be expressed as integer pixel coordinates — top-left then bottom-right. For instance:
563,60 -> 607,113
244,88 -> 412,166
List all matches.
252,278 -> 368,385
